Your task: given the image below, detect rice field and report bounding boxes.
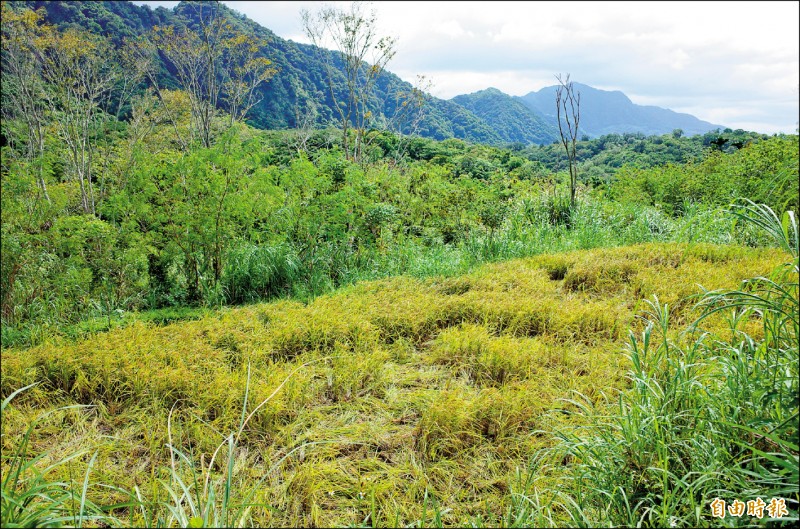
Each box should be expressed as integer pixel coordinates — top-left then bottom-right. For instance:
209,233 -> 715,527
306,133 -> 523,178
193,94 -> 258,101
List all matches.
2,240 -> 794,527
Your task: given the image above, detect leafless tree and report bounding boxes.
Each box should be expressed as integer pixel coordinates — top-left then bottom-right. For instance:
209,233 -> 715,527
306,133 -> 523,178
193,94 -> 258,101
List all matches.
301,1 -> 397,163
377,74 -> 433,165
555,73 -> 580,207
290,81 -> 320,155
152,1 -> 276,148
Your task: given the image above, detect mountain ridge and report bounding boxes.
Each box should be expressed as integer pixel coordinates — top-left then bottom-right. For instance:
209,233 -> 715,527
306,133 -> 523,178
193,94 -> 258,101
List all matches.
20,0 -> 726,145
451,88 -> 560,145
516,82 -> 722,138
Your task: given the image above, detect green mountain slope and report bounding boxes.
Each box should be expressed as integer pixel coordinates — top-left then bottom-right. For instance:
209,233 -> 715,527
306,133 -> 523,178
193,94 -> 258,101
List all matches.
451,87 -> 559,145
17,1 -> 726,144
20,0 -> 503,145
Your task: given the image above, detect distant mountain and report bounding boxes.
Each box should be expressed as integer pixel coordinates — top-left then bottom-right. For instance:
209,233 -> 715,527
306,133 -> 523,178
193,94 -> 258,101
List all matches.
451,88 -> 559,145
517,83 -> 721,138
19,1 -> 723,146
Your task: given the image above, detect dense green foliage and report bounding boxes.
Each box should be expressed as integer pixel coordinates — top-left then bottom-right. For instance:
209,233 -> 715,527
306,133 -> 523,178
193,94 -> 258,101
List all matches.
452,87 -> 559,145
524,127 -> 777,184
13,0 -> 506,145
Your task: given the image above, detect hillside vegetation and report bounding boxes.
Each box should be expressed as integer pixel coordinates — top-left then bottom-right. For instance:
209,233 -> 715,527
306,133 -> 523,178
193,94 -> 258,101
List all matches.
451,88 -> 559,145
3,118 -> 796,348
14,0 -> 505,145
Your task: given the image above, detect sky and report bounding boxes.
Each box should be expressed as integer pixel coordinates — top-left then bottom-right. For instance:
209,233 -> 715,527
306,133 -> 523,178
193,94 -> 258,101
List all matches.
133,1 -> 799,134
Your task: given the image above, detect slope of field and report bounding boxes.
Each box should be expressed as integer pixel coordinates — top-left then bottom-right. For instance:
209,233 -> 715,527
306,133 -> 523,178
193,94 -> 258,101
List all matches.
0,242 -> 788,527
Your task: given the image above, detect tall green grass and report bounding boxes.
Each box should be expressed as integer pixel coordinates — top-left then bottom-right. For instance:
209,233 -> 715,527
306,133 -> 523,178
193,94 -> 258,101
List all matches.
518,200 -> 798,526
1,384 -> 111,528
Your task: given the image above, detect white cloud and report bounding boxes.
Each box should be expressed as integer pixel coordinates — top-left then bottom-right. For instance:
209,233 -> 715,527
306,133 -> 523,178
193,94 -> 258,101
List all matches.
397,69 -> 556,100
435,20 -> 474,40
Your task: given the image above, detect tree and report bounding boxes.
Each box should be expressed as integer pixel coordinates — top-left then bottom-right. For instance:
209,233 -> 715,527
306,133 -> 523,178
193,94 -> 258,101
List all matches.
37,24 -> 117,214
555,73 -> 580,207
379,74 -> 433,164
151,1 -> 276,149
126,36 -> 189,151
114,38 -> 153,121
301,1 -> 397,163
1,5 -> 51,203
289,81 -> 319,155
221,33 -> 277,128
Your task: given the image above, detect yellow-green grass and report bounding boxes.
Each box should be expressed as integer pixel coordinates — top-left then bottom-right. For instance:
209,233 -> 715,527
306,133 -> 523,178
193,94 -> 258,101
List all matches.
0,242 -> 789,527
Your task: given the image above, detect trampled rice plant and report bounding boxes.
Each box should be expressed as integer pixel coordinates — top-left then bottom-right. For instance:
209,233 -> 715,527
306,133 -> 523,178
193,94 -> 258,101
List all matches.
1,361 -> 356,527
1,384 -> 110,528
114,359 -> 356,528
1,226 -> 790,527
526,200 -> 798,527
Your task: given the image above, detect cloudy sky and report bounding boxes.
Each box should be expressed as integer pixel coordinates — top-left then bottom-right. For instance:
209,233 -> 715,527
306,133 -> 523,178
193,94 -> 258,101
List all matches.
134,1 -> 799,134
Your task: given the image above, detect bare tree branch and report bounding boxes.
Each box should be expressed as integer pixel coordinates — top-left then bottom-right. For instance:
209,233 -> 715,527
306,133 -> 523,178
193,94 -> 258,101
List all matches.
555,73 -> 580,207
301,1 -> 397,163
